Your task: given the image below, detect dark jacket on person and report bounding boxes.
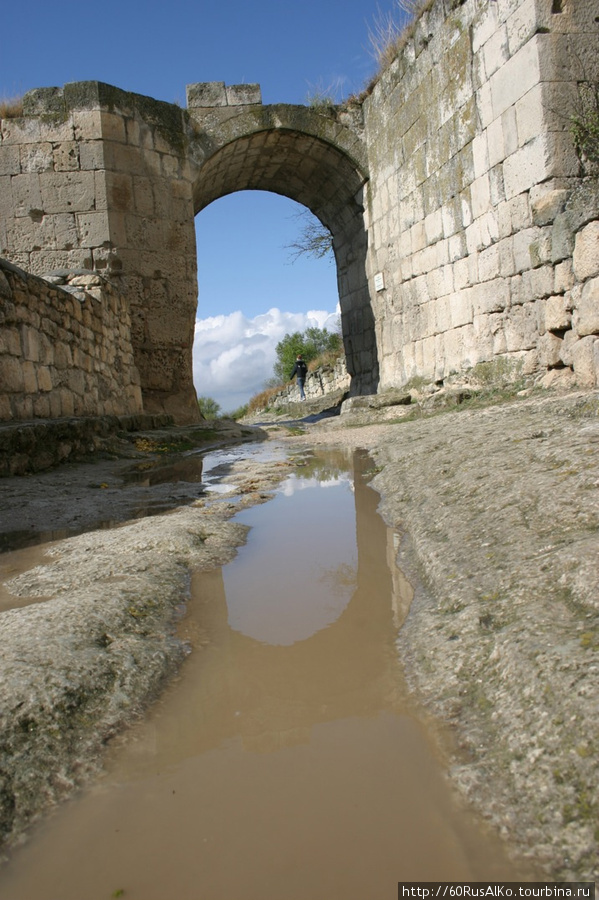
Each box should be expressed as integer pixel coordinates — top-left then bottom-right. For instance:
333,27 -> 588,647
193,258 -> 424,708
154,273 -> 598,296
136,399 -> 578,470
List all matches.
289,359 -> 308,382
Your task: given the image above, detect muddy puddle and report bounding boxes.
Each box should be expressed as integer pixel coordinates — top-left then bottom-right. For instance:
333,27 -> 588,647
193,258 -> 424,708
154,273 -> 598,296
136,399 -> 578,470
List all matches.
0,448 -> 536,898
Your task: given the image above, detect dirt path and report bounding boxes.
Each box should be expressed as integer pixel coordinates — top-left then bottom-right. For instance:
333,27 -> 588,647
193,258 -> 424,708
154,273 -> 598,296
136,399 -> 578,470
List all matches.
0,389 -> 598,880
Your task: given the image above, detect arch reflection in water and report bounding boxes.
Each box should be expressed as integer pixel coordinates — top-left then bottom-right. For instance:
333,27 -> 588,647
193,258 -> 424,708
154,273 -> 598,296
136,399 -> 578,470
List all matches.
0,449 -> 531,900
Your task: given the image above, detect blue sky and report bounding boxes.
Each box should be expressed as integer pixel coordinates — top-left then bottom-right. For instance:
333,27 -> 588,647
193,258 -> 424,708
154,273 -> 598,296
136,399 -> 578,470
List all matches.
1,0 -> 406,411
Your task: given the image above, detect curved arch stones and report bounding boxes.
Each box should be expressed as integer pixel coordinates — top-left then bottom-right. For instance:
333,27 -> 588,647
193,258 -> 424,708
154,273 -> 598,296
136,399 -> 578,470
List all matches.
0,80 -> 376,423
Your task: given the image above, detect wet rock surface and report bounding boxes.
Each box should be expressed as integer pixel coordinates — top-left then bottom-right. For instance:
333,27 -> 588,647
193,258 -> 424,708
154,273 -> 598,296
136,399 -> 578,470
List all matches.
0,391 -> 598,881
291,388 -> 599,881
0,419 -> 296,852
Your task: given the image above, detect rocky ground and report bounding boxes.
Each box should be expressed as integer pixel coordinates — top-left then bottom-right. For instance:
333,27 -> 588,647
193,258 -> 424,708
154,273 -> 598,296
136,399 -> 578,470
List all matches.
0,387 -> 598,881
277,386 -> 599,882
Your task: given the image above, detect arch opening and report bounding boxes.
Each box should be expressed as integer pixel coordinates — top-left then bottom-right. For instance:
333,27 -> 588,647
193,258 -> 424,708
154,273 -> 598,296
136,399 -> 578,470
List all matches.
191,127 -> 379,400
193,191 -> 340,412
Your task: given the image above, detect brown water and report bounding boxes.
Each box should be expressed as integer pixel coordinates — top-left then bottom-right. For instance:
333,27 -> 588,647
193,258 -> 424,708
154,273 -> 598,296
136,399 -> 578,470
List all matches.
0,449 -> 533,899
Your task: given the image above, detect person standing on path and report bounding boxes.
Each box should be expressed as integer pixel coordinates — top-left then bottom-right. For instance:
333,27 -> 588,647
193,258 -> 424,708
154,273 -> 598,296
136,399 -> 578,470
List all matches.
289,354 -> 308,400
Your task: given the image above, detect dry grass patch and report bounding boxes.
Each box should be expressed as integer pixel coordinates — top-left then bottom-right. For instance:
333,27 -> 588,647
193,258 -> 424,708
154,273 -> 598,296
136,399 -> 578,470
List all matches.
0,96 -> 24,119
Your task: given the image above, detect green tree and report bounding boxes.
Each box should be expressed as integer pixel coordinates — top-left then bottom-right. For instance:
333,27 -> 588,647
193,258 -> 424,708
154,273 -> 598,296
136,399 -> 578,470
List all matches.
198,395 -> 221,419
273,325 -> 342,383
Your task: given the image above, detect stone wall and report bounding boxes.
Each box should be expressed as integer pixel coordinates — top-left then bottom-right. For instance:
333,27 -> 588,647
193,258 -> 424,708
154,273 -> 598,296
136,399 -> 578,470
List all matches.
0,83 -> 200,423
0,258 -> 142,420
363,0 -> 599,390
1,2 -> 598,424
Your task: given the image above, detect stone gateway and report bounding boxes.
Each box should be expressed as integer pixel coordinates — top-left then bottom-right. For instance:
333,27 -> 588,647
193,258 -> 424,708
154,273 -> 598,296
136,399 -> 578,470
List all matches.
0,0 -> 598,424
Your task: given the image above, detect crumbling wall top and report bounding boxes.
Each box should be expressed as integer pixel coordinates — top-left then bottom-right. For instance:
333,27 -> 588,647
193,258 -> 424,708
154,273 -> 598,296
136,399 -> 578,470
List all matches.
186,82 -> 262,109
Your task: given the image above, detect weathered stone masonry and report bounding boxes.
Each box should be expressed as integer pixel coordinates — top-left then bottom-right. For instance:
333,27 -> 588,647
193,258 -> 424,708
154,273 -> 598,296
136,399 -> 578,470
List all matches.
0,258 -> 141,421
0,0 -> 598,425
363,0 -> 599,390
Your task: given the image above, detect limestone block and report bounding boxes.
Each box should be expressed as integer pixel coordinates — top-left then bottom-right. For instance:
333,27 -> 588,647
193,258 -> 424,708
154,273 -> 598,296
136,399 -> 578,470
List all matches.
472,131 -> 489,179
0,355 -> 25,392
489,36 -> 540,120
501,106 -> 519,159
161,154 -> 180,179
498,237 -> 516,277
0,145 -> 20,176
99,112 -> 126,143
530,188 -> 568,227
125,118 -> 141,147
53,142 -> 80,172
449,290 -> 473,328
22,360 -> 38,393
505,309 -> 538,352
538,331 -> 563,367
559,328 -> 579,368
73,110 -> 103,141
466,220 -> 482,254
512,226 -> 542,273
21,325 -> 40,362
573,221 -> 599,282
133,176 -> 155,217
1,117 -> 41,145
53,214 -> 79,249
514,83 -> 545,150
0,327 -> 20,356
483,24 -> 510,80
529,231 -> 552,268
472,277 -> 510,315
479,210 -> 500,248
551,211 -> 575,264
103,141 -> 144,175
40,171 -> 96,214
441,263 -> 454,295
425,208 -> 443,245
545,295 -> 572,332
509,193 -> 531,232
472,3 -> 499,55
478,243 -> 500,282
448,232 -> 467,262
506,0 -> 539,56
79,141 -> 105,171
489,165 -> 505,206
573,277 -> 599,337
471,172 -> 491,218
0,395 -> 11,420
186,82 -> 227,108
497,200 -> 512,239
503,135 -> 551,200
32,395 -> 50,418
426,266 -> 447,300
554,260 -> 574,294
76,212 -> 111,248
530,265 -> 554,300
39,333 -> 54,366
443,325 -> 467,372
572,335 -> 599,387
453,257 -> 470,291
11,173 -> 43,217
11,214 -> 55,254
476,81 -> 494,131
410,221 -> 426,254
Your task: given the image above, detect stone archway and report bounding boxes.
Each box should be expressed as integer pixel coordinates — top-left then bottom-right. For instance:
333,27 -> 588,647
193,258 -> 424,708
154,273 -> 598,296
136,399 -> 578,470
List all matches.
0,81 -> 378,424
187,87 -> 378,404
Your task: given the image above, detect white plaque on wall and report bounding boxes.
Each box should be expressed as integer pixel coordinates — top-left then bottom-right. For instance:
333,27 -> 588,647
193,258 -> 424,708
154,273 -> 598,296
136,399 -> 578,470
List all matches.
374,272 -> 385,292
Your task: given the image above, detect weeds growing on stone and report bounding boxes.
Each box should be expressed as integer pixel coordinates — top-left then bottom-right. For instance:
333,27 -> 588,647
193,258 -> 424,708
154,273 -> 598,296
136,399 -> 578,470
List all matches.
570,80 -> 599,167
0,96 -> 23,119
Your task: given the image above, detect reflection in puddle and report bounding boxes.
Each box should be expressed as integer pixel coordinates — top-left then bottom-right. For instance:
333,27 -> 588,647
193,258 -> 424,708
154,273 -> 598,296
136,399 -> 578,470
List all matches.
224,466 -> 357,644
0,450 -> 534,899
122,455 -> 205,486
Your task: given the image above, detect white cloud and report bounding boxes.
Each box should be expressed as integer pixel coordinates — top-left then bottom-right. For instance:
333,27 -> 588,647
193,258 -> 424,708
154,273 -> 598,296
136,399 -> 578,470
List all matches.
193,306 -> 339,413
